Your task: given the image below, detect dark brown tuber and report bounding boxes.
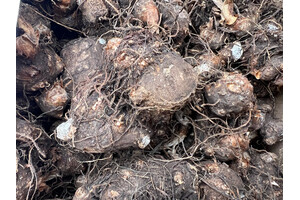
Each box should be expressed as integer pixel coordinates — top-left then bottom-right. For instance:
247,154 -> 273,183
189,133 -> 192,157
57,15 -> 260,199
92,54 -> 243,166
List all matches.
205,72 -> 255,117
73,157 -> 199,199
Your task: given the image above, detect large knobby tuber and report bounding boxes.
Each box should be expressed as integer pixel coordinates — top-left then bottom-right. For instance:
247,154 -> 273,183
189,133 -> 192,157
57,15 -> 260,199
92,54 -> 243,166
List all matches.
203,132 -> 250,161
199,161 -> 245,199
73,157 -> 199,199
205,72 -> 255,117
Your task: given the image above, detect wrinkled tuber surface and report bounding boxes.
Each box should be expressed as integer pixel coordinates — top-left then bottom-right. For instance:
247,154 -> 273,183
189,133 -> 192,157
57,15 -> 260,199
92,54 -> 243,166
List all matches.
104,32 -> 197,110
157,0 -> 190,43
130,52 -> 197,110
16,16 -> 40,59
61,37 -> 104,93
260,116 -> 283,145
251,54 -> 283,81
205,73 -> 255,116
78,0 -> 108,24
16,158 -> 34,200
16,118 -> 43,144
73,157 -> 199,199
16,46 -> 64,92
17,2 -> 52,53
50,146 -> 89,176
55,82 -> 151,153
203,132 -> 250,161
199,161 -> 245,199
35,81 -> 69,118
52,0 -> 80,28
133,0 -> 159,33
199,18 -> 226,50
244,149 -> 283,199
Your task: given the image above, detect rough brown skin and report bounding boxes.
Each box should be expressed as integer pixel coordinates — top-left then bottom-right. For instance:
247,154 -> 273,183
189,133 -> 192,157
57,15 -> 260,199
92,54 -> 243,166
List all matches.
156,0 -> 190,43
203,132 -> 250,161
237,98 -> 273,132
61,37 -> 105,93
252,55 -> 283,81
260,116 -> 283,146
105,32 -> 197,111
51,0 -> 79,28
16,158 -> 34,200
205,72 -> 255,117
16,149 -> 51,200
199,18 -> 226,50
16,17 -> 40,59
73,157 -> 199,199
16,118 -> 43,143
78,0 -> 108,23
130,52 -> 197,110
16,46 -> 64,92
199,161 -> 245,200
15,1 -> 283,199
193,53 -> 225,82
56,83 -> 151,153
35,81 -> 69,118
133,0 -> 159,33
244,149 -> 283,199
50,146 -> 89,176
17,2 -> 52,46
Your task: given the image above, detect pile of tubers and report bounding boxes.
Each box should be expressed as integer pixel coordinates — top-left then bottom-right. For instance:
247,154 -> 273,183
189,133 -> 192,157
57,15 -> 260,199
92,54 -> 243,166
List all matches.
16,0 -> 283,199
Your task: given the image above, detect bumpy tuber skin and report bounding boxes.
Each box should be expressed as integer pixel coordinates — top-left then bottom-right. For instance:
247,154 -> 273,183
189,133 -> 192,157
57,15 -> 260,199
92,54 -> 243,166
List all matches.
73,157 -> 199,199
156,0 -> 190,43
50,146 -> 89,176
78,0 -> 108,23
104,33 -> 197,111
130,52 -> 197,110
17,46 -> 64,92
203,133 -> 250,161
260,116 -> 283,145
199,161 -> 245,200
35,81 -> 69,118
16,17 -> 39,59
16,118 -> 43,143
205,72 -> 254,117
245,149 -> 283,199
16,149 -> 50,200
61,37 -> 105,93
52,0 -> 79,28
251,55 -> 283,81
16,158 -> 34,200
237,98 -> 273,132
133,0 -> 160,33
17,2 -> 52,48
199,18 -> 226,50
55,85 -> 151,153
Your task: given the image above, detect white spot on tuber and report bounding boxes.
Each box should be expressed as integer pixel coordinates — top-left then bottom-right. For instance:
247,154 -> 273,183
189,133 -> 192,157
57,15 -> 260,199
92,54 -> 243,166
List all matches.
267,23 -> 279,31
231,42 -> 243,61
98,38 -> 106,45
138,135 -> 151,149
194,63 -> 211,75
56,118 -> 75,141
